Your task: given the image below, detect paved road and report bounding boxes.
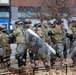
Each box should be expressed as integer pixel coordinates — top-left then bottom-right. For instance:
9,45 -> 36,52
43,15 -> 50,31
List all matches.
10,43 -> 17,60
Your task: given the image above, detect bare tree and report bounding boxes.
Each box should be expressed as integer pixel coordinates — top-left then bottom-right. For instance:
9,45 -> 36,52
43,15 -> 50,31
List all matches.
37,0 -> 75,20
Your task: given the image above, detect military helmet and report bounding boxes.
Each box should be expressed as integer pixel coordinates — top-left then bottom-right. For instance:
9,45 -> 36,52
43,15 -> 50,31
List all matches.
54,19 -> 63,25
42,20 -> 48,25
0,25 -> 6,30
24,19 -> 32,24
34,23 -> 42,27
0,24 -> 6,31
0,24 -> 6,29
15,20 -> 23,25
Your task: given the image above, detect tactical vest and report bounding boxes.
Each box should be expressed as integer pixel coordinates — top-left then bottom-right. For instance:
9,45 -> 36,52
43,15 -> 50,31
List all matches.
13,27 -> 25,44
1,32 -> 9,47
42,27 -> 50,42
52,25 -> 63,43
36,28 -> 44,38
1,32 -> 11,56
72,27 -> 76,39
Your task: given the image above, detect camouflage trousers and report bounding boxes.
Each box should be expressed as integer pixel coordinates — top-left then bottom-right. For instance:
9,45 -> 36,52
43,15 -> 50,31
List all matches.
3,47 -> 11,56
0,48 -> 4,56
55,42 -> 64,58
1,47 -> 11,67
15,43 -> 26,67
16,43 -> 26,55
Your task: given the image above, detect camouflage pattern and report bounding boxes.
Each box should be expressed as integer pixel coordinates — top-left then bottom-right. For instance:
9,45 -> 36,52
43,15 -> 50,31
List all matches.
71,26 -> 76,39
24,26 -> 34,31
67,39 -> 76,64
0,31 -> 4,56
42,20 -> 51,44
0,31 -> 11,67
16,43 -> 25,55
13,25 -> 26,67
51,25 -> 63,43
13,27 -> 26,54
51,25 -> 64,58
1,32 -> 11,57
0,31 -> 3,47
36,28 -> 44,38
13,27 -> 25,43
25,29 -> 56,67
42,27 -> 51,43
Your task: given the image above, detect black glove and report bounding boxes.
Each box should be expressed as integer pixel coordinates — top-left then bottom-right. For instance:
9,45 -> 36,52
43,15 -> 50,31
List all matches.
9,34 -> 16,44
66,33 -> 73,42
48,31 -> 52,36
66,33 -> 69,37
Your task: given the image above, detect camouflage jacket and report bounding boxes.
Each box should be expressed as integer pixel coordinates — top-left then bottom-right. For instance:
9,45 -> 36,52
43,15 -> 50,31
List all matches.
71,26 -> 76,39
0,31 -> 3,47
0,32 -> 9,47
42,27 -> 51,42
13,27 -> 25,44
24,26 -> 34,31
51,25 -> 63,43
36,28 -> 44,38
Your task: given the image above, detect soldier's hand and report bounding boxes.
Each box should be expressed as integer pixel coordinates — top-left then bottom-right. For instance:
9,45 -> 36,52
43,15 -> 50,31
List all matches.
48,31 -> 52,36
66,33 -> 69,37
9,34 -> 12,37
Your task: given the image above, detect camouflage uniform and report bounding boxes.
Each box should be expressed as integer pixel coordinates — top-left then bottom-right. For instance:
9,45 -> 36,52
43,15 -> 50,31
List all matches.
36,28 -> 43,38
51,24 -> 64,58
23,20 -> 34,65
0,26 -> 11,68
42,27 -> 51,44
0,31 -> 4,57
13,27 -> 25,54
0,30 -> 4,64
34,23 -> 44,38
42,20 -> 51,45
71,26 -> 76,40
43,21 -> 52,67
13,21 -> 26,67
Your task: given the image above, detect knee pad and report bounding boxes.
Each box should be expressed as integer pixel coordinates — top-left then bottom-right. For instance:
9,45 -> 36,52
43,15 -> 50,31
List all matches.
15,54 -> 20,59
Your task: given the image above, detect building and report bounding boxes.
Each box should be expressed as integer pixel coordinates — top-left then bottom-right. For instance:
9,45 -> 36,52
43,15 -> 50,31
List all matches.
11,0 -> 76,21
0,0 -> 76,32
11,0 -> 41,21
0,0 -> 11,33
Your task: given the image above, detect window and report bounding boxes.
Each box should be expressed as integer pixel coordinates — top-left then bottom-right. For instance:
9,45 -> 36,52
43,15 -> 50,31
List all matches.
18,13 -> 22,17
0,12 -> 9,18
18,12 -> 38,18
18,6 -> 41,18
22,13 -> 25,17
18,12 -> 25,18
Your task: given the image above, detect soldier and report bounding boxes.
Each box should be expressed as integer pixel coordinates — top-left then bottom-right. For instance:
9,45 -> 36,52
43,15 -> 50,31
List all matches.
35,21 -> 52,68
34,23 -> 44,38
51,20 -> 64,59
68,21 -> 76,64
0,25 -> 5,67
69,21 -> 76,41
42,20 -> 51,45
13,20 -> 26,68
0,25 -> 11,69
23,19 -> 34,65
24,19 -> 33,30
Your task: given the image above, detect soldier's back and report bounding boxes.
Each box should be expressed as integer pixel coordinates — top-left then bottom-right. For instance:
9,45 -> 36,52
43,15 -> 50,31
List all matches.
13,27 -> 25,44
42,27 -> 51,43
